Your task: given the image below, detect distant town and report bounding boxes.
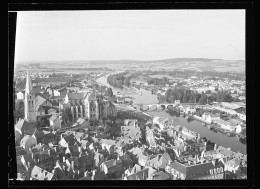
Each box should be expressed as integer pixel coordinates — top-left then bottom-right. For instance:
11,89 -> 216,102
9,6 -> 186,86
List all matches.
13,62 -> 246,180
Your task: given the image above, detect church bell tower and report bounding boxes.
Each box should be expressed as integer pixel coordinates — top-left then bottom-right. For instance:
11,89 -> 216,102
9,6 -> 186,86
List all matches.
24,69 -> 36,122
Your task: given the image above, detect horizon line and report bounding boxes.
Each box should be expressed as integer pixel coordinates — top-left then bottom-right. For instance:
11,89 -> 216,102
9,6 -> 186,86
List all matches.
15,57 -> 245,64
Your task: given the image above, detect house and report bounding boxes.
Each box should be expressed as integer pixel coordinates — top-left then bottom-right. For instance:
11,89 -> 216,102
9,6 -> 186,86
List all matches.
59,88 -> 68,96
16,146 -> 28,156
33,149 -> 55,172
124,167 -> 150,180
158,152 -> 173,169
216,146 -> 235,160
151,171 -> 171,180
215,119 -> 234,132
73,118 -> 90,129
59,133 -> 77,148
153,116 -> 169,130
182,105 -> 196,115
202,113 -> 220,124
20,135 -> 37,153
30,165 -> 54,180
99,139 -> 116,153
146,154 -> 160,169
146,129 -> 156,147
124,164 -> 142,177
32,131 -> 55,145
138,153 -> 149,167
223,158 -> 241,174
100,158 -> 122,177
35,95 -> 53,116
53,89 -> 61,97
15,119 -> 36,136
165,160 -> 225,180
49,114 -> 62,131
119,153 -> 134,170
17,91 -> 25,100
48,108 -> 58,115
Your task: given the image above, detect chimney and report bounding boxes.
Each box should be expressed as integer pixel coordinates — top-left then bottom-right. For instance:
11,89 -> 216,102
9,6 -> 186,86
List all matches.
78,146 -> 82,154
212,160 -> 216,166
91,170 -> 96,180
84,171 -> 87,177
214,144 -> 217,150
63,156 -> 65,163
71,160 -> 74,171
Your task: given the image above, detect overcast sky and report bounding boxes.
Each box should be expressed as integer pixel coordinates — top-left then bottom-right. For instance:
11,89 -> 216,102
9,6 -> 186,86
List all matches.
14,10 -> 245,63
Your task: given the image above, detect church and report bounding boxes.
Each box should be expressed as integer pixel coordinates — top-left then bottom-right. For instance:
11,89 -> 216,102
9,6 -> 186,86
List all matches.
62,89 -> 117,122
23,70 -> 54,123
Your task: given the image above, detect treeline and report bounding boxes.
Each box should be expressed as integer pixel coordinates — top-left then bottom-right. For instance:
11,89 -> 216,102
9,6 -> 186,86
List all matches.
147,77 -> 170,85
159,87 -> 234,105
107,71 -> 133,88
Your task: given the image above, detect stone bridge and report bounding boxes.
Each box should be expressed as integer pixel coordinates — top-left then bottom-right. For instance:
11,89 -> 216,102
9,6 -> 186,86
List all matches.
135,103 -> 179,111
135,103 -> 199,112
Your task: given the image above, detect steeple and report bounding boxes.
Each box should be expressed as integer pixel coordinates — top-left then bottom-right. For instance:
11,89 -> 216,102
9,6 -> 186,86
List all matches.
25,69 -> 32,94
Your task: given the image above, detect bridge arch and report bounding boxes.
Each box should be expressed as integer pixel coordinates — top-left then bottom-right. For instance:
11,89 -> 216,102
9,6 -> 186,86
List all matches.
166,104 -> 174,110
160,104 -> 166,110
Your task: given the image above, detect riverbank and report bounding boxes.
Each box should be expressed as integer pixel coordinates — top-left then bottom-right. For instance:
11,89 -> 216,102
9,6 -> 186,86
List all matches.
96,74 -> 246,155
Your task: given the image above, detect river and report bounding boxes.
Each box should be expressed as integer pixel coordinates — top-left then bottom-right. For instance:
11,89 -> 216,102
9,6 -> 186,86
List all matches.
96,75 -> 246,154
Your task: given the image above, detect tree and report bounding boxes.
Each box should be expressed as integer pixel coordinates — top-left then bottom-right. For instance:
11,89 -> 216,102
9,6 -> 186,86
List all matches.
14,100 -> 24,120
106,88 -> 113,98
63,107 -> 72,124
198,93 -> 207,105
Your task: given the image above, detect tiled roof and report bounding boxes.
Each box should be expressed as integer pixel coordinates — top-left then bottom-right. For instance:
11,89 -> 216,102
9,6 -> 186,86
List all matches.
152,171 -> 171,180
31,165 -> 54,180
35,95 -> 48,110
99,139 -> 116,146
94,171 -> 106,180
168,160 -> 224,179
216,146 -> 234,157
103,159 -> 117,169
159,152 -> 172,168
15,119 -> 35,132
215,119 -> 230,126
67,93 -> 84,100
33,131 -> 45,140
221,102 -> 241,110
120,154 -> 134,167
49,114 -> 58,122
126,174 -> 137,180
69,144 -> 80,157
63,133 -> 77,146
20,135 -> 37,147
22,153 -> 35,168
76,118 -> 86,125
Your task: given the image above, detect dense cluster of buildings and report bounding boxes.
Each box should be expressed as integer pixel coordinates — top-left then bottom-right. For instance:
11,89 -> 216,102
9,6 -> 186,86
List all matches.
13,70 -> 247,181
15,114 -> 247,180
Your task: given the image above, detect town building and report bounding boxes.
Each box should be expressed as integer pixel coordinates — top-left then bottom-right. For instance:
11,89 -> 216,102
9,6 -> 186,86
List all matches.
165,160 -> 225,180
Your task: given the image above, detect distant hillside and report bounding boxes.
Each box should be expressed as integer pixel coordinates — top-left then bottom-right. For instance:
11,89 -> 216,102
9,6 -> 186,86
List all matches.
15,58 -> 245,73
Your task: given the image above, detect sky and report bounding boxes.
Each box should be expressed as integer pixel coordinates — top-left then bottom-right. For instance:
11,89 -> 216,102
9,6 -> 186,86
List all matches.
14,10 -> 245,63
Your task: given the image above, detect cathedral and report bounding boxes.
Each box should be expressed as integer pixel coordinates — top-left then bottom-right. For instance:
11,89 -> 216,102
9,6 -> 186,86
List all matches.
63,89 -> 117,122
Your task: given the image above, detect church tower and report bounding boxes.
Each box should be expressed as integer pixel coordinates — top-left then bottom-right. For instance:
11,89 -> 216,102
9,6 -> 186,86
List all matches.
83,90 -> 99,121
24,69 -> 36,122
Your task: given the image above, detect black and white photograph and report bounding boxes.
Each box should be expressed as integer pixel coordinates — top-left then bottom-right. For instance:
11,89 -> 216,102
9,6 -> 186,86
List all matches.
8,5 -> 253,185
